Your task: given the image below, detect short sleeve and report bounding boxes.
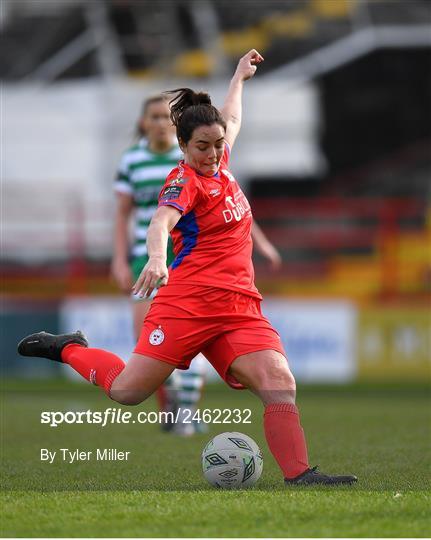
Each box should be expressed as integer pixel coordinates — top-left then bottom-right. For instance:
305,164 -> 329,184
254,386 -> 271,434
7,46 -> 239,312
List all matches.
114,153 -> 133,195
158,175 -> 200,215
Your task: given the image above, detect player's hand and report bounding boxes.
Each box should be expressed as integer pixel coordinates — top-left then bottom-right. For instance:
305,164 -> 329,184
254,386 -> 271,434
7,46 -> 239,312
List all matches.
234,49 -> 264,82
260,243 -> 282,271
132,256 -> 169,298
111,258 -> 133,293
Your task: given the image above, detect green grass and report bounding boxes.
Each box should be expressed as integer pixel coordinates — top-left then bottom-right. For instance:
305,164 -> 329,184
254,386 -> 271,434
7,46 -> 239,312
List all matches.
1,380 -> 430,537
2,491 -> 429,537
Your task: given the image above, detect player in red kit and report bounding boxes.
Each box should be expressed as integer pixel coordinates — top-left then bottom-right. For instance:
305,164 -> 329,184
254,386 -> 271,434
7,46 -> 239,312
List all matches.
18,50 -> 357,486
134,141 -> 280,385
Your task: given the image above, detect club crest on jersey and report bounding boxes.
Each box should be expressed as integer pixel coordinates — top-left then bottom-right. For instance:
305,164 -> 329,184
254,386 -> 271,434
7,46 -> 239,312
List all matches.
149,326 -> 165,346
221,169 -> 236,183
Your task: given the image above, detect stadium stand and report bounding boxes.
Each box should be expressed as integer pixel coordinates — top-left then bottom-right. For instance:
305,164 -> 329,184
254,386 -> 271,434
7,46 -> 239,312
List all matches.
2,0 -> 430,303
2,0 -> 430,80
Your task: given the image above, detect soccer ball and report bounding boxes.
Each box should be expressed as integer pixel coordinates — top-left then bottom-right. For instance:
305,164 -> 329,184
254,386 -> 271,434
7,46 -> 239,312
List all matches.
202,432 -> 263,489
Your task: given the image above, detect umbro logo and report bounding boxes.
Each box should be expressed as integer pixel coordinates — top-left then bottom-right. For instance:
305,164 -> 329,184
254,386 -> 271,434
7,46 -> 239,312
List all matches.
209,188 -> 221,197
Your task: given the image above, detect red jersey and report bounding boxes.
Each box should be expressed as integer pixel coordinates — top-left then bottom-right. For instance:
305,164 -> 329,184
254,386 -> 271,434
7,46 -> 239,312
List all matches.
157,146 -> 261,299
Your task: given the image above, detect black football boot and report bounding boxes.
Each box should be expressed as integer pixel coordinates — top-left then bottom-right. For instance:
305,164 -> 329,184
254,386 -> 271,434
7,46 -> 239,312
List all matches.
285,466 -> 358,486
17,331 -> 88,362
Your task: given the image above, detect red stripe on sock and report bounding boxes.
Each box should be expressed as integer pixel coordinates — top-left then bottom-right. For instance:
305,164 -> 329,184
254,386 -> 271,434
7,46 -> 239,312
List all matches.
264,402 -> 309,479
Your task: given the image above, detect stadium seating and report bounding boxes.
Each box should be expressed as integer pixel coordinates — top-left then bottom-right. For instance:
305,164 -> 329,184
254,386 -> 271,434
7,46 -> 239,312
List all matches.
2,0 -> 430,80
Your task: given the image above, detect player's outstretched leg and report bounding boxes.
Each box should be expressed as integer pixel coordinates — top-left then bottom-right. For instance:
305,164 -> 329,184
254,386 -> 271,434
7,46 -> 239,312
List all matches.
17,330 -> 175,406
18,330 -> 126,396
229,350 -> 358,486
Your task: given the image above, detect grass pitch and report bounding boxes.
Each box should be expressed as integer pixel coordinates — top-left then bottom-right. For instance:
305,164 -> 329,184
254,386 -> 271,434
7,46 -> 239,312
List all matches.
1,379 -> 430,537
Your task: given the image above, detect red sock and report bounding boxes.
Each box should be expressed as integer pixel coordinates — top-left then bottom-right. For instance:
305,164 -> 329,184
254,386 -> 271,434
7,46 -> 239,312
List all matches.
61,345 -> 125,396
264,402 -> 309,479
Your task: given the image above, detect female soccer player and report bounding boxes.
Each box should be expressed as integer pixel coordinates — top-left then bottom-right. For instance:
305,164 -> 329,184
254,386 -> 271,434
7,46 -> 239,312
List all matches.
111,95 -> 206,435
18,50 -> 356,485
111,95 -> 280,435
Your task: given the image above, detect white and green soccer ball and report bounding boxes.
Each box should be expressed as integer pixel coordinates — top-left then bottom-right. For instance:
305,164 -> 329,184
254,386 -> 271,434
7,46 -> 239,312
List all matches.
202,432 -> 263,489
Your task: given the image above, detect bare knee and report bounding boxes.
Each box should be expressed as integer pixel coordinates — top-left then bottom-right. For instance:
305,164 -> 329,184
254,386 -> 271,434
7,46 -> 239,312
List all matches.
257,363 -> 296,405
263,361 -> 296,392
232,354 -> 295,392
230,351 -> 296,405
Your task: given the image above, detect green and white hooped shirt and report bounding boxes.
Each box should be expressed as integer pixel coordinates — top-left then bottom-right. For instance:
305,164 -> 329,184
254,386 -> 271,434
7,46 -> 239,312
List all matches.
114,138 -> 182,261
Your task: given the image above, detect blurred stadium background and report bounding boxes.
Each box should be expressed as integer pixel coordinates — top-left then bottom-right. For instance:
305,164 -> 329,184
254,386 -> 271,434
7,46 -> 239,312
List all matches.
2,0 -> 430,384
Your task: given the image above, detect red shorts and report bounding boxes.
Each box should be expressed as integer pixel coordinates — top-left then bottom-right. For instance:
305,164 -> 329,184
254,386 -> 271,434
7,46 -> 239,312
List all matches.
134,285 -> 286,389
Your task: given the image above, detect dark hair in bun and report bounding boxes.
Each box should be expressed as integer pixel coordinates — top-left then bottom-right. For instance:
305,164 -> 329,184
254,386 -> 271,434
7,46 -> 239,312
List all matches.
166,88 -> 226,145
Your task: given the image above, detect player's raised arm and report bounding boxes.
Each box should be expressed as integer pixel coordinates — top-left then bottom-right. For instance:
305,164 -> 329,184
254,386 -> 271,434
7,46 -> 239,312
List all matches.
132,205 -> 181,298
221,49 -> 264,149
